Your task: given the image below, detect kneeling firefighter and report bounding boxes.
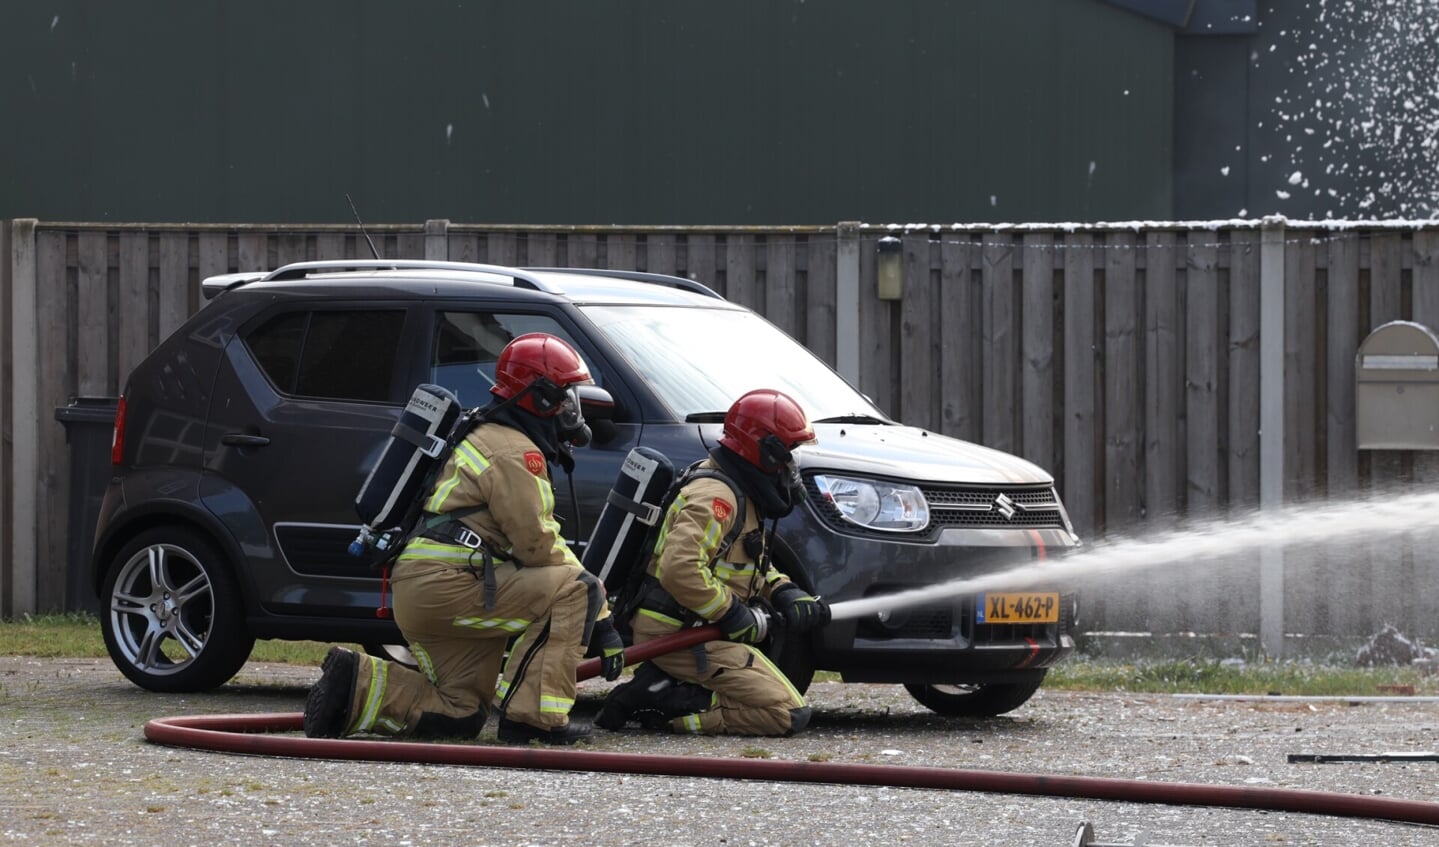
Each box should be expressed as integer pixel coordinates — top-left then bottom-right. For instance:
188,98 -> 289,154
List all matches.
304,333 -> 625,745
596,388 -> 829,736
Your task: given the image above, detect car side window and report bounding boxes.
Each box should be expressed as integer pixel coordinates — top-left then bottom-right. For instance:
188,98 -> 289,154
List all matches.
431,311 -> 598,406
247,309 -> 406,402
247,311 -> 306,391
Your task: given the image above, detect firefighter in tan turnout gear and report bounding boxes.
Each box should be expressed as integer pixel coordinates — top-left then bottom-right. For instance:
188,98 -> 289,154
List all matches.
596,388 -> 829,736
304,333 -> 624,745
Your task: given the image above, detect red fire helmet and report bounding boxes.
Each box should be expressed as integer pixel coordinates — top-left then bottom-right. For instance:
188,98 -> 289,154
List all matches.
718,388 -> 816,471
491,333 -> 592,416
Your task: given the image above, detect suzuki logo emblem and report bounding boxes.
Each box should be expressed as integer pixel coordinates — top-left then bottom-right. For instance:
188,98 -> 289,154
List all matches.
993,493 -> 1017,520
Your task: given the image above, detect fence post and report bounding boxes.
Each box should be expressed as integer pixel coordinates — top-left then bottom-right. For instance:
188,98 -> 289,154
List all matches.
424,219 -> 451,261
1260,217 -> 1287,657
8,219 -> 39,616
835,222 -> 861,386
0,220 -> 8,615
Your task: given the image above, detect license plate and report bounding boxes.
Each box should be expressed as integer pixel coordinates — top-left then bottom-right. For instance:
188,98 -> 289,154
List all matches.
977,592 -> 1060,624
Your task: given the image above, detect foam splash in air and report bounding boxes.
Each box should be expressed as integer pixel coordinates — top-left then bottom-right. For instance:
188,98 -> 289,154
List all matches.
1259,1 -> 1439,218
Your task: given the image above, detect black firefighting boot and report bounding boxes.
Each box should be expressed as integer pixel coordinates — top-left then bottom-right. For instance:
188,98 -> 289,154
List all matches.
594,661 -> 671,729
595,662 -> 713,730
496,717 -> 592,746
303,646 -> 359,738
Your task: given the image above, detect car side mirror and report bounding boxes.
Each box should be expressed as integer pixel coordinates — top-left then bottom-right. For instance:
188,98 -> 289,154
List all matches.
578,384 -> 618,445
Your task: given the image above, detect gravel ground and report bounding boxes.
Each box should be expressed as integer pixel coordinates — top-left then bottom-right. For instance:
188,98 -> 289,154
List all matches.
3,656 -> 1439,846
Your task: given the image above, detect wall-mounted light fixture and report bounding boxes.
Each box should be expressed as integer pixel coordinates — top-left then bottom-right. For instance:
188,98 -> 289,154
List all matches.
877,235 -> 903,300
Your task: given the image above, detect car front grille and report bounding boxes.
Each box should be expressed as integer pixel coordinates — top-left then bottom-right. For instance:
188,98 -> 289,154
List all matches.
923,485 -> 1066,529
857,607 -> 956,640
972,621 -> 1053,644
804,478 -> 1067,538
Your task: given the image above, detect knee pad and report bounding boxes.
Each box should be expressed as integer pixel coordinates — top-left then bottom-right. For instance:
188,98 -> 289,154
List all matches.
413,709 -> 486,739
785,705 -> 812,736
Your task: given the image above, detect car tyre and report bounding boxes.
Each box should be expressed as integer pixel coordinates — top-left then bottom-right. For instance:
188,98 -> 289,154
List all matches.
100,526 -> 254,693
903,671 -> 1046,717
764,628 -> 816,695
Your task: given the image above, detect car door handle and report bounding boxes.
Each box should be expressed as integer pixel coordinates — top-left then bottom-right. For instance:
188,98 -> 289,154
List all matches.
221,433 -> 272,447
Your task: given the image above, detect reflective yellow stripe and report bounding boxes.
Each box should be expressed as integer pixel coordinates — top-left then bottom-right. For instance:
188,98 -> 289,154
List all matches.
531,473 -> 577,563
397,539 -> 482,564
713,561 -> 758,582
425,441 -> 490,512
679,713 -> 704,734
637,607 -> 683,627
354,655 -> 388,732
652,493 -> 728,618
454,616 -> 530,634
692,587 -> 728,619
540,696 -> 574,714
748,645 -> 805,706
452,440 -> 488,473
534,471 -> 555,513
692,513 -> 728,618
413,643 -> 437,685
652,495 -> 679,554
495,678 -> 511,699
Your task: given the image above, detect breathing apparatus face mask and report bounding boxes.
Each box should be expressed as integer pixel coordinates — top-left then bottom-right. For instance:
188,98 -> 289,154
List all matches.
522,378 -> 591,446
758,433 -> 806,506
555,385 -> 591,447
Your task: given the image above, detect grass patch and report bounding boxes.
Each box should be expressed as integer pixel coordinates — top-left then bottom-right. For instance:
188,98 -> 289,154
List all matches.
4,615 -> 1435,696
249,640 -> 336,665
1047,658 -> 1439,696
0,612 -> 105,657
0,612 -> 335,665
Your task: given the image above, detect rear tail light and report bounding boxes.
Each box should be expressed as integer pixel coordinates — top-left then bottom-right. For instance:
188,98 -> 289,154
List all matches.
111,395 -> 127,465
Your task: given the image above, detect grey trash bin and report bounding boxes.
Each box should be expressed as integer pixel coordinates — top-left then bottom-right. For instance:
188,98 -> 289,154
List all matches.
54,397 -> 119,614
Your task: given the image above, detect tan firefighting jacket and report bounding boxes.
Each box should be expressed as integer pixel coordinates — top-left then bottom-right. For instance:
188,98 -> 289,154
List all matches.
645,458 -> 793,622
395,422 -> 611,618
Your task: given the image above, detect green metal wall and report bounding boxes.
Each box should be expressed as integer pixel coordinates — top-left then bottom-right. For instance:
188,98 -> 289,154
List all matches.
1,1 -> 1173,224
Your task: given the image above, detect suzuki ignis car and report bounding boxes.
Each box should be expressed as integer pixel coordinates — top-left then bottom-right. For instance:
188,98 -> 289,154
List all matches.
93,260 -> 1079,716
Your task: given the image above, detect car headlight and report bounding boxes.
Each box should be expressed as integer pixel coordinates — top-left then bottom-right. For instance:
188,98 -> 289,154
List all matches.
812,474 -> 929,532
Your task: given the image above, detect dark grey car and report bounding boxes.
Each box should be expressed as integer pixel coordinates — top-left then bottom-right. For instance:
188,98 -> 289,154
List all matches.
92,260 -> 1079,716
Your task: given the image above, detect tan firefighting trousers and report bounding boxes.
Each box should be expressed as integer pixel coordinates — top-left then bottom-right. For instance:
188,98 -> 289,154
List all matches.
631,612 -> 807,736
343,559 -> 590,736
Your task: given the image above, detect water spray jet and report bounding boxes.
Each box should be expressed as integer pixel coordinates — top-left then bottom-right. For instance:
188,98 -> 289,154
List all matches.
828,491 -> 1439,622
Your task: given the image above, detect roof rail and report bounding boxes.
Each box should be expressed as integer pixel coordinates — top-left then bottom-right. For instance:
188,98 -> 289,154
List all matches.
262,260 -> 558,293
200,261 -> 726,301
524,267 -> 724,300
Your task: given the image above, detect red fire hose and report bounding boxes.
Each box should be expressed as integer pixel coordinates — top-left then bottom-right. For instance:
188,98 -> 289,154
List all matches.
573,623 -> 721,682
144,624 -> 1439,829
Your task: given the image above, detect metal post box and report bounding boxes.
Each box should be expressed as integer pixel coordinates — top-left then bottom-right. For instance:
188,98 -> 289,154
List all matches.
1356,320 -> 1439,450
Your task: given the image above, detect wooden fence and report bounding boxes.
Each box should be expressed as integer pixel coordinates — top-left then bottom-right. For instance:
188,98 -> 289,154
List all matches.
6,218 -> 1439,649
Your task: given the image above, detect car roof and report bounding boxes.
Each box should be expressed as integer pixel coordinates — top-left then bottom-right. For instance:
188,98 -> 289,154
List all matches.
201,260 -> 742,309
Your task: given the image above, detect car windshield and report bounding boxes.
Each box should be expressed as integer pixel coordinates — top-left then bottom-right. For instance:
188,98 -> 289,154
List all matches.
581,304 -> 888,422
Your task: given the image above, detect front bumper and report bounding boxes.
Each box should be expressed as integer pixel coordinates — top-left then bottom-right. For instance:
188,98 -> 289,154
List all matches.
818,592 -> 1078,684
789,513 -> 1082,684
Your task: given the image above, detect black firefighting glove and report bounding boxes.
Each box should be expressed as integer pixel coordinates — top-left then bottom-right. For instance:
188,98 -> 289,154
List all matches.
716,598 -> 769,644
771,584 -> 830,633
587,615 -> 626,681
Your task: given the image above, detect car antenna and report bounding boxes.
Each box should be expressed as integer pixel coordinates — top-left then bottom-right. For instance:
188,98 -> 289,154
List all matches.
345,193 -> 382,259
